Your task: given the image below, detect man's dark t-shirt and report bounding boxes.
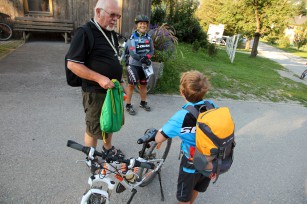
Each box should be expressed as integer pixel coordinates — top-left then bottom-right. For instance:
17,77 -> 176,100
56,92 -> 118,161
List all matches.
66,19 -> 123,93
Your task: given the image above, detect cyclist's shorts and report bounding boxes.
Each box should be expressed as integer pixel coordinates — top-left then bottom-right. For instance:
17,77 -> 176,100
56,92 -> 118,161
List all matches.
126,65 -> 147,85
82,91 -> 109,140
176,156 -> 211,202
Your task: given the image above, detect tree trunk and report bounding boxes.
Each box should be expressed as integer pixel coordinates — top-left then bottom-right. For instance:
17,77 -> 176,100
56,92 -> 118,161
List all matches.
251,0 -> 261,57
251,32 -> 261,57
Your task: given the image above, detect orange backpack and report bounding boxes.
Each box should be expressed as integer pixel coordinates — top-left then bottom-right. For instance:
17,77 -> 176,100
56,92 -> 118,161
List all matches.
185,101 -> 235,183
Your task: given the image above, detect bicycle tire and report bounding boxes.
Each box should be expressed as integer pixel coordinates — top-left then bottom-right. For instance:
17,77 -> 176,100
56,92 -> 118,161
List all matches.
88,194 -> 106,204
138,138 -> 172,187
134,74 -> 156,94
0,23 -> 12,41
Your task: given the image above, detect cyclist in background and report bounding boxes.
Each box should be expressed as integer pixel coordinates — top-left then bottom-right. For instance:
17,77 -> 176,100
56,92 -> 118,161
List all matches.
125,15 -> 154,115
154,71 -> 216,204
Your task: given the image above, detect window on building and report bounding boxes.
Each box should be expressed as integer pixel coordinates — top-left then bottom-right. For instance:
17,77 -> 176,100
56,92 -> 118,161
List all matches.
24,0 -> 53,15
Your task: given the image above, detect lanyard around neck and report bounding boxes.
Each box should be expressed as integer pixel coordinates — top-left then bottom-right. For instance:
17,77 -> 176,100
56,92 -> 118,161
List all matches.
92,19 -> 119,61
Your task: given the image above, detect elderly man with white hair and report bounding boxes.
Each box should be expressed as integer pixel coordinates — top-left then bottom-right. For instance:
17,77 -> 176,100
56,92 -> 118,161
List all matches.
66,0 -> 125,167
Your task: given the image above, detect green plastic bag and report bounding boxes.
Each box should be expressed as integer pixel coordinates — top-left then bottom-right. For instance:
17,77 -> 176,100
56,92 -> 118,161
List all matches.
100,79 -> 124,142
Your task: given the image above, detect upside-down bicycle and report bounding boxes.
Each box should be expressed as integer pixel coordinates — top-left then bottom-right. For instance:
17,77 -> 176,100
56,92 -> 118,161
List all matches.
67,128 -> 172,204
0,13 -> 13,41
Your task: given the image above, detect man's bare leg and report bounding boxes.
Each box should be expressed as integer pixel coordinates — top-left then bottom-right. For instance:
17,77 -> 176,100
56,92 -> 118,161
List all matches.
103,133 -> 113,150
84,132 -> 113,150
84,132 -> 97,147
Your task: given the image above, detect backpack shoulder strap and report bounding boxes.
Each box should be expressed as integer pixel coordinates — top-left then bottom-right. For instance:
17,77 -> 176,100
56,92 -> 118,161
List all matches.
80,22 -> 94,54
185,100 -> 215,119
184,105 -> 199,119
204,100 -> 214,110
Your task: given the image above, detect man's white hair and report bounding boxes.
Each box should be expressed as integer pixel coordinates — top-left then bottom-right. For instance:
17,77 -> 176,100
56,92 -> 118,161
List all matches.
95,0 -> 119,15
95,0 -> 105,10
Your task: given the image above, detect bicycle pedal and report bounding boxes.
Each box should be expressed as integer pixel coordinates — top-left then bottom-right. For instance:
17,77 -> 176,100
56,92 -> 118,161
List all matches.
115,183 -> 126,193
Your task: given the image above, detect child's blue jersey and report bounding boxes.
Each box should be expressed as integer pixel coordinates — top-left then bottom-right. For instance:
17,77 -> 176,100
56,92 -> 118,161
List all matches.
160,100 -> 216,173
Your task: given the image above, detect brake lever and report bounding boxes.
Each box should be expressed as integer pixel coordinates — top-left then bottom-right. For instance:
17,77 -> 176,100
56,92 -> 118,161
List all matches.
76,159 -> 91,167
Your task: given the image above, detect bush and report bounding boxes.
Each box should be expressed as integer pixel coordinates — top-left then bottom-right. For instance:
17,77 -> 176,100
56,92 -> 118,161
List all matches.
278,36 -> 290,48
151,0 -> 207,44
263,36 -> 278,44
150,5 -> 166,26
199,39 -> 208,48
192,40 -> 200,52
207,43 -> 218,57
155,59 -> 180,93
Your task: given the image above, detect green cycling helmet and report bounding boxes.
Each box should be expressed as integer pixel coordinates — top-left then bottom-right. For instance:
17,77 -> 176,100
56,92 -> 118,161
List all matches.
134,15 -> 149,24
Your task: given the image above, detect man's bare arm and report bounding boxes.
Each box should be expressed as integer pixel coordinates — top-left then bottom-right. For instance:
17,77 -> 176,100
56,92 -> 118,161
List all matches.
67,61 -> 114,89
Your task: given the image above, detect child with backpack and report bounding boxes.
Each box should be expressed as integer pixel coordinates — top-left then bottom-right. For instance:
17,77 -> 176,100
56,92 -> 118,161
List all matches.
153,70 -> 220,203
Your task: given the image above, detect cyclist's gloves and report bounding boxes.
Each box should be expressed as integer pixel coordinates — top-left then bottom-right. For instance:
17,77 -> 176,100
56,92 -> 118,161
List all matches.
140,56 -> 148,63
141,56 -> 151,66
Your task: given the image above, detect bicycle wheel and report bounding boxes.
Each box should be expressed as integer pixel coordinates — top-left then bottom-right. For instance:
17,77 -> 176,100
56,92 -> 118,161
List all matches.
300,71 -> 306,79
138,138 -> 172,187
0,23 -> 12,41
134,74 -> 156,94
88,193 -> 106,204
83,187 -> 107,204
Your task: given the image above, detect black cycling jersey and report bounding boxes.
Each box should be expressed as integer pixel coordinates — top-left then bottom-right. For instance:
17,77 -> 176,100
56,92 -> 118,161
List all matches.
66,19 -> 123,93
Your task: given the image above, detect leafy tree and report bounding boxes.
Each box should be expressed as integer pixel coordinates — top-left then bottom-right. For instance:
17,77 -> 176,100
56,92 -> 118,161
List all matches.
195,0 -> 223,32
246,0 -> 296,57
295,0 -> 306,16
151,5 -> 167,26
151,0 -> 207,44
197,0 -> 296,57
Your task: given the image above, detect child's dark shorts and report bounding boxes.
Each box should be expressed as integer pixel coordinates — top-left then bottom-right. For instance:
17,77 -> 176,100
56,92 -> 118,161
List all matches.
82,91 -> 107,139
126,65 -> 147,85
176,156 -> 211,202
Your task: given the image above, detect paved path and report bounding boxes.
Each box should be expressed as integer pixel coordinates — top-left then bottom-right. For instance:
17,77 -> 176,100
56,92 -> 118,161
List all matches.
258,42 -> 307,86
0,41 -> 306,204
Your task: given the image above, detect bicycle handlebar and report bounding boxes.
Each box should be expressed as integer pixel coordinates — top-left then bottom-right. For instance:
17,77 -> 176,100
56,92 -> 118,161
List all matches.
137,128 -> 158,144
67,140 -> 103,157
67,140 -> 155,169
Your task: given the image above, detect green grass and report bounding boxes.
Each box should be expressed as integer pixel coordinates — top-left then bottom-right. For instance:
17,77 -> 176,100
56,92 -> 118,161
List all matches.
0,40 -> 24,59
153,43 -> 307,106
275,46 -> 307,59
261,40 -> 307,59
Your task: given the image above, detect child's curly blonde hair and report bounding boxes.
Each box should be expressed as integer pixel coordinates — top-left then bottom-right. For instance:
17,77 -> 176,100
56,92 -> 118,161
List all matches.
179,70 -> 210,102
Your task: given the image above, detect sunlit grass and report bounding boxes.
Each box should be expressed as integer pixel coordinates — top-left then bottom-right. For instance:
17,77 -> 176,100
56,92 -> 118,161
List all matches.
154,43 -> 307,106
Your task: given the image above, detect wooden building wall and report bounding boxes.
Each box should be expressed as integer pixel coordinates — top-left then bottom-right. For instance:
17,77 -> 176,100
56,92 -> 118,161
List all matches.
0,0 -> 23,19
0,0 -> 151,36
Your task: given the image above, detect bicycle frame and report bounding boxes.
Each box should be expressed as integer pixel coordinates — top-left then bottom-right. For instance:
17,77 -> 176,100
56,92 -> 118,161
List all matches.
80,156 -> 165,204
67,129 -> 171,204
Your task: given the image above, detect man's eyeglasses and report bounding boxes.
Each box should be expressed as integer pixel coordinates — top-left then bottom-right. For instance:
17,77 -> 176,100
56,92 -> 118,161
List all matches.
100,8 -> 121,19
